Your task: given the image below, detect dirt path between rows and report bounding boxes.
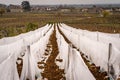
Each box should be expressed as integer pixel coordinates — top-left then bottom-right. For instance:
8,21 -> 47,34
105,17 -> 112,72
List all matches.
41,26 -> 66,80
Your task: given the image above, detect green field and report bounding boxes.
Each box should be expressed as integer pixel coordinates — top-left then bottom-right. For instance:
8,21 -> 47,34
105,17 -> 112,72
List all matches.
0,12 -> 120,39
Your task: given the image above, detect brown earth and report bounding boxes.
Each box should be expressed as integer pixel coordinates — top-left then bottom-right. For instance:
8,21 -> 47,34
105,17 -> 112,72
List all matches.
41,26 -> 66,80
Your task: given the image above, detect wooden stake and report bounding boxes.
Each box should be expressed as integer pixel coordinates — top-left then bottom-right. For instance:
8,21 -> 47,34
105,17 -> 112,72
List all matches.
68,44 -> 72,68
108,43 -> 113,80
78,34 -> 80,51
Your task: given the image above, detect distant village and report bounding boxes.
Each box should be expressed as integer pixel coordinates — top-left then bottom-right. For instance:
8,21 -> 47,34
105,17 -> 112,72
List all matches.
0,3 -> 120,14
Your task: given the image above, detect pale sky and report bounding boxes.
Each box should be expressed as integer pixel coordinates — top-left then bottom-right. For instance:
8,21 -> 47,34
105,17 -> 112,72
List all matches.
0,0 -> 120,5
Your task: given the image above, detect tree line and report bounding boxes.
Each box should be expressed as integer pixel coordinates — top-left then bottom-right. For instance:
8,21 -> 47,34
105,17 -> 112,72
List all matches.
0,1 -> 31,16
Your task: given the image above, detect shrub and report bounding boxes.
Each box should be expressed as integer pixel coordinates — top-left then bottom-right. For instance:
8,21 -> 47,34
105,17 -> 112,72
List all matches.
102,10 -> 111,17
26,23 -> 38,32
0,8 -> 5,16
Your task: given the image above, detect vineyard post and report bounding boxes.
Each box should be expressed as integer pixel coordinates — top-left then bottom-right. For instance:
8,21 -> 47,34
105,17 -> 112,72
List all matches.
27,45 -> 30,54
27,45 -> 36,79
78,34 -> 80,52
71,28 -> 72,33
108,43 -> 113,80
97,31 -> 99,41
41,30 -> 43,37
60,35 -> 61,46
82,30 -> 84,36
68,44 -> 72,68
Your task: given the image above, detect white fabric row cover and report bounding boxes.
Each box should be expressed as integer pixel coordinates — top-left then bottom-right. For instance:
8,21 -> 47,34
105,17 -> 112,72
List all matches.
0,24 -> 50,45
0,39 -> 25,63
23,24 -> 51,46
20,25 -> 54,80
56,27 -> 96,80
60,23 -> 120,38
0,53 -> 19,80
30,24 -> 54,62
99,32 -> 120,38
60,23 -> 120,50
59,24 -> 120,79
20,46 -> 40,80
66,48 -> 96,80
0,24 -> 51,63
0,24 -> 52,80
59,25 -> 108,70
56,27 -> 69,72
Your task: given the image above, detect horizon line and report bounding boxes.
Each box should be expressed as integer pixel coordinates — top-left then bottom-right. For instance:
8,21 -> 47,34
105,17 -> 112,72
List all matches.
1,3 -> 120,6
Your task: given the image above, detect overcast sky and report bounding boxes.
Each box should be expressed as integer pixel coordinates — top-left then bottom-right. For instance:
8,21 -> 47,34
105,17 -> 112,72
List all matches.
0,0 -> 120,5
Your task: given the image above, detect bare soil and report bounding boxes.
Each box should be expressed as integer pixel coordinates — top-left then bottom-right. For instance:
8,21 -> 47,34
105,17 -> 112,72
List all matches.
41,26 -> 66,80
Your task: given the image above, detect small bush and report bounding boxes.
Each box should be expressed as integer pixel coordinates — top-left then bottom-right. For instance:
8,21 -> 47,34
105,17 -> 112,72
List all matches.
26,23 -> 38,32
0,8 -> 5,16
102,10 -> 111,17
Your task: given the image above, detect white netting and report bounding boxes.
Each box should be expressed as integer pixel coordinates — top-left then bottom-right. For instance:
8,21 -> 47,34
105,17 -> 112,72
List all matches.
20,24 -> 54,80
0,53 -> 19,80
0,24 -> 50,45
30,25 -> 54,62
56,27 -> 69,72
20,46 -> 40,80
0,24 -> 52,80
56,26 -> 95,80
66,48 -> 96,80
60,23 -> 120,50
0,39 -> 25,63
59,23 -> 120,79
